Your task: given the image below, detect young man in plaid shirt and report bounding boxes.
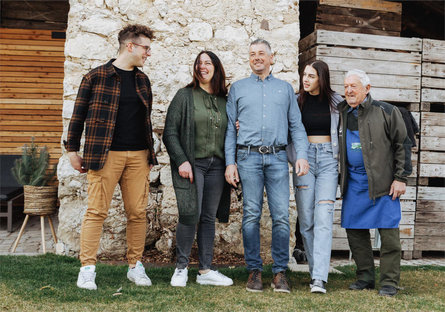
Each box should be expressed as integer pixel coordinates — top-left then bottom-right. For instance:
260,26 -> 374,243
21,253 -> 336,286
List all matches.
64,24 -> 157,290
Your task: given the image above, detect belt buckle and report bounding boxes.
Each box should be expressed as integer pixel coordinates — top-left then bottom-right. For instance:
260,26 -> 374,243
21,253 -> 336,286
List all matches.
258,145 -> 270,154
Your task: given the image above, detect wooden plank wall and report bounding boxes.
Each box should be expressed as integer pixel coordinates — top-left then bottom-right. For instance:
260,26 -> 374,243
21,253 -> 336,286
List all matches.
0,28 -> 64,166
315,0 -> 402,37
414,39 -> 445,255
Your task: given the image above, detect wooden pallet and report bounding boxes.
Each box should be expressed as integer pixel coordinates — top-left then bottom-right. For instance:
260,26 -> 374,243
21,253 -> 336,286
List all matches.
299,30 -> 422,104
315,0 -> 402,37
414,187 -> 445,253
421,39 -> 445,105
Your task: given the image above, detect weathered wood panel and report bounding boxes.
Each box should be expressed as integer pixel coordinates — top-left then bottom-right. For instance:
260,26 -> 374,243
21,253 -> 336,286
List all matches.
300,30 -> 422,52
416,200 -> 445,212
422,63 -> 445,78
316,5 -> 401,33
418,187 -> 445,201
420,151 -> 445,164
415,223 -> 445,236
314,23 -> 399,37
318,56 -> 420,76
421,77 -> 445,89
421,89 -> 445,103
420,137 -> 445,151
414,236 -> 445,251
318,0 -> 402,14
423,39 -> 445,64
314,46 -> 421,63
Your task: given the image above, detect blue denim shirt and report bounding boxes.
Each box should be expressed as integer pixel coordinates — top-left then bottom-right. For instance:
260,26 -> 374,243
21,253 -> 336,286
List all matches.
225,73 -> 309,165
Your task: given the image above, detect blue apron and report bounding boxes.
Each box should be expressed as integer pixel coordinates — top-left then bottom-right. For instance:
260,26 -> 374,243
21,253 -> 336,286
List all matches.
341,129 -> 401,229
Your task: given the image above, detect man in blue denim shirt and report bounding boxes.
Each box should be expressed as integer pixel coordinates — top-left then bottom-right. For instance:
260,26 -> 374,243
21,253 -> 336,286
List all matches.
225,39 -> 309,293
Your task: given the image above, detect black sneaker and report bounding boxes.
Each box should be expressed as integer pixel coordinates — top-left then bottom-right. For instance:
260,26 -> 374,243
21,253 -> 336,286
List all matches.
349,280 -> 375,290
311,279 -> 326,294
246,270 -> 263,292
379,285 -> 398,297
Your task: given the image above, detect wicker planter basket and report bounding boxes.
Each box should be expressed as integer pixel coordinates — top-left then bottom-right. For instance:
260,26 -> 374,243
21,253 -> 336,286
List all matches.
23,185 -> 58,215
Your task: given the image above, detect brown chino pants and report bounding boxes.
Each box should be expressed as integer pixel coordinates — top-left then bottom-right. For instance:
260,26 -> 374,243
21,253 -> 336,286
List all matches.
80,150 -> 150,266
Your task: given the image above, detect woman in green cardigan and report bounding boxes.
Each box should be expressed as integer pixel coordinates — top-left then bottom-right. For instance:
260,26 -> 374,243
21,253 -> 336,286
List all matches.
163,51 -> 233,287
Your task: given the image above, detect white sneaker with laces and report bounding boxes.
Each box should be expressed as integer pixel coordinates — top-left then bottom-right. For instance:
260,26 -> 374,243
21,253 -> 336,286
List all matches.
196,270 -> 233,286
170,267 -> 188,287
77,265 -> 97,290
127,261 -> 152,286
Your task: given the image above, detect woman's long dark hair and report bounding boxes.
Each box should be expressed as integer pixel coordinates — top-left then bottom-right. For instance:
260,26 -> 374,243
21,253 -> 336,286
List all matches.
298,60 -> 336,111
186,51 -> 228,97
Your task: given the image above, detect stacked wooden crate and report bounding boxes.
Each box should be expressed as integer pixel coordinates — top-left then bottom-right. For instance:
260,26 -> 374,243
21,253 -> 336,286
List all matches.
313,0 -> 402,36
299,30 -> 423,258
0,28 -> 64,166
414,39 -> 445,256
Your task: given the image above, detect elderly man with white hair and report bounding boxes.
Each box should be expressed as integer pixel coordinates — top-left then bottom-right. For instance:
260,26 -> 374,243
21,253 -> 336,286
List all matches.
338,69 -> 412,297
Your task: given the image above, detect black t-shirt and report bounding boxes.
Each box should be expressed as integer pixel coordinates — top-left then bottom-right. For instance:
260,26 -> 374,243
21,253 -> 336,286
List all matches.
301,94 -> 331,136
110,66 -> 148,151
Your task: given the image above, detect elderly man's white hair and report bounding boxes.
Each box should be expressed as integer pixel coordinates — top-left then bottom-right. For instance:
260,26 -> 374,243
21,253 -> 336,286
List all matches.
345,69 -> 371,86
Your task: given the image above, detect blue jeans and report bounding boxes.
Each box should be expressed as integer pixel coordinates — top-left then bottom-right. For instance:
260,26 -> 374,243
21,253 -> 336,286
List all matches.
237,148 -> 290,274
293,143 -> 338,282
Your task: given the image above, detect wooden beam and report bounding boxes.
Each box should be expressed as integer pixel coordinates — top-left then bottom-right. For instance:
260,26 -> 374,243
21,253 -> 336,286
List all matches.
319,0 -> 402,14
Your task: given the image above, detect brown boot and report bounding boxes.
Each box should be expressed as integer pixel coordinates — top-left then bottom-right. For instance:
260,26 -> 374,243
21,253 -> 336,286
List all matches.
246,269 -> 263,292
271,271 -> 290,293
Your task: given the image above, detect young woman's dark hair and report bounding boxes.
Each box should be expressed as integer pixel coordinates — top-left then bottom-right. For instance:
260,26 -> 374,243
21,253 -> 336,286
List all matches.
186,51 -> 228,97
298,60 -> 336,111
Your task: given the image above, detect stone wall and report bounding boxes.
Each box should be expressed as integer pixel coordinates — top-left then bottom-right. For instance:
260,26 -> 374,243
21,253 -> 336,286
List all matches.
57,0 -> 300,263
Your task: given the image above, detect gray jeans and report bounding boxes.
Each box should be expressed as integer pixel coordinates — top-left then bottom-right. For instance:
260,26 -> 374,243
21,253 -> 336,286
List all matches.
175,156 -> 225,270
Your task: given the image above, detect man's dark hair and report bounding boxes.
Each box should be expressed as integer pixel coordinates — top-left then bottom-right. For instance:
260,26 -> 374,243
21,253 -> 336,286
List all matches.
118,24 -> 154,50
186,51 -> 228,97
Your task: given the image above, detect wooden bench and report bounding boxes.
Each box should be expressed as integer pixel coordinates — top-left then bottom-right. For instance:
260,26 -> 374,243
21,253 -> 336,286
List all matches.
0,155 -> 23,232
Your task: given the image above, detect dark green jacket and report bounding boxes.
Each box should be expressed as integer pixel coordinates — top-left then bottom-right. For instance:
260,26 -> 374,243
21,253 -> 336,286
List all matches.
162,87 -> 231,225
338,95 -> 412,199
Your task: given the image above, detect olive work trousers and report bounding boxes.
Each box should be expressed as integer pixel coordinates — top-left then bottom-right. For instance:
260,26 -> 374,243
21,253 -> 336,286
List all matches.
346,228 -> 401,287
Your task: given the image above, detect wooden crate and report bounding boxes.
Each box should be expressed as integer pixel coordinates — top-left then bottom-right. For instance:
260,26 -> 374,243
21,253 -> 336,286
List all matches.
0,28 -> 64,165
333,186 -> 416,259
419,112 -> 445,184
414,187 -> 445,253
299,30 -> 422,104
314,0 -> 402,37
421,39 -> 445,108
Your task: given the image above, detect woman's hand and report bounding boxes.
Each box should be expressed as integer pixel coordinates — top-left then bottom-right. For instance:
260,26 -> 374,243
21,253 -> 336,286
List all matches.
178,161 -> 194,183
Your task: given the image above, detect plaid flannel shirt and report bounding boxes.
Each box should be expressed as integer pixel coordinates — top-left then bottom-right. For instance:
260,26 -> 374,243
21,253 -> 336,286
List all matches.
64,59 -> 158,170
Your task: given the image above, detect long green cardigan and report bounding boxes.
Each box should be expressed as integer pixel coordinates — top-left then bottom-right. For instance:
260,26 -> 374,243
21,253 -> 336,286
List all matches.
162,87 -> 231,225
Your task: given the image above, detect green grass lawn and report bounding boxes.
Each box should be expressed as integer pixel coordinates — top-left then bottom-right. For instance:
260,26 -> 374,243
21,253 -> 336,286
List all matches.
0,254 -> 444,312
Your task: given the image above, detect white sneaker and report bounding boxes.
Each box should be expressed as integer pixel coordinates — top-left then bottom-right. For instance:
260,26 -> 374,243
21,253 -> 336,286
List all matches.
170,267 -> 188,287
77,265 -> 97,290
127,261 -> 152,286
196,270 -> 233,286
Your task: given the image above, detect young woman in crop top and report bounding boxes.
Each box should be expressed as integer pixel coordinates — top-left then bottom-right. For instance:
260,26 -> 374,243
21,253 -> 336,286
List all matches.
287,60 -> 343,294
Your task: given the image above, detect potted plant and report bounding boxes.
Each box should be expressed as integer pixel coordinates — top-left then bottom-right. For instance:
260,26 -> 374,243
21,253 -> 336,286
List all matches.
11,138 -> 58,215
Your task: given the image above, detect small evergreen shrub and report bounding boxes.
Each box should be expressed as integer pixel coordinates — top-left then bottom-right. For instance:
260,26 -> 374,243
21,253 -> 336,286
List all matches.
11,138 -> 57,186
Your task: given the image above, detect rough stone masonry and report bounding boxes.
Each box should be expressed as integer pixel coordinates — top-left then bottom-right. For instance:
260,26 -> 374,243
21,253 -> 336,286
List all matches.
57,0 -> 301,263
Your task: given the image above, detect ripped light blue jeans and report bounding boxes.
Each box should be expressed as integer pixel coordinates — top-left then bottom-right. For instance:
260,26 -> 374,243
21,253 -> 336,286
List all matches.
293,142 -> 338,282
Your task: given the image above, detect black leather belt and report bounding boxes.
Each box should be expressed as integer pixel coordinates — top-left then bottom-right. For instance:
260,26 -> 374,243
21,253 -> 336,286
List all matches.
237,145 -> 286,154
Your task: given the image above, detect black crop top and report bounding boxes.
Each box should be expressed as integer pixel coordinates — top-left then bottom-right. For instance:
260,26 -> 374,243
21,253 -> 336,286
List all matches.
301,94 -> 331,136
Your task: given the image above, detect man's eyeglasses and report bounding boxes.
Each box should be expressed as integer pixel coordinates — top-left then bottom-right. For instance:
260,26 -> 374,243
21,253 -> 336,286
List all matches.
131,42 -> 151,53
